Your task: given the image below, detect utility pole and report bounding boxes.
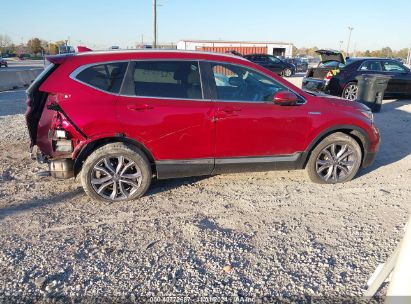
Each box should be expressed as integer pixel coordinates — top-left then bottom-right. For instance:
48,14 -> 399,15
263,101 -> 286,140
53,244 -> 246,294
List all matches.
339,40 -> 344,51
153,0 -> 157,48
346,26 -> 354,56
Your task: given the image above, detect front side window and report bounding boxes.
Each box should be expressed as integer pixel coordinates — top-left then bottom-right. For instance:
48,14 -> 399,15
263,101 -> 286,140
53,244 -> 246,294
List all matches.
211,63 -> 288,102
76,62 -> 128,93
383,61 -> 406,72
359,60 -> 382,71
132,61 -> 202,99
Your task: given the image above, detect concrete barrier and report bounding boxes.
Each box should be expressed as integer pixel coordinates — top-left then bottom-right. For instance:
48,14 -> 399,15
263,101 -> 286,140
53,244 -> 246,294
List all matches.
0,68 -> 43,91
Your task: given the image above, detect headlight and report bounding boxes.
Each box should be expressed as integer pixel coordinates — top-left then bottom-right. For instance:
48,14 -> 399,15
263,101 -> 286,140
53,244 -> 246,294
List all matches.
360,110 -> 374,123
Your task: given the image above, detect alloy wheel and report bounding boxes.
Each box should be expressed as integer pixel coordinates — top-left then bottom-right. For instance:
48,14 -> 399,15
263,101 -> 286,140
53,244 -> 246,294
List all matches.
315,143 -> 357,183
343,84 -> 358,100
90,155 -> 142,201
283,68 -> 292,77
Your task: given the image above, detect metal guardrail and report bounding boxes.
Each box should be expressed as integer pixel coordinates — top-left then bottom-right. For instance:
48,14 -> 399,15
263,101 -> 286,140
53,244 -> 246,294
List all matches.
365,216 -> 411,302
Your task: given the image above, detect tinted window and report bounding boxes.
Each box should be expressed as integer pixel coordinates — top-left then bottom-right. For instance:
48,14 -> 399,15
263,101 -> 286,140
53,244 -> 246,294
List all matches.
76,62 -> 128,93
268,56 -> 281,63
211,63 -> 288,102
383,61 -> 406,72
359,60 -> 382,71
132,61 -> 202,99
318,60 -> 344,68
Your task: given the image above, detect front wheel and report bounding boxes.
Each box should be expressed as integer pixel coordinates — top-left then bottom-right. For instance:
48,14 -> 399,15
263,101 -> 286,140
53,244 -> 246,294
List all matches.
306,132 -> 362,184
342,82 -> 358,100
80,143 -> 152,202
282,68 -> 293,77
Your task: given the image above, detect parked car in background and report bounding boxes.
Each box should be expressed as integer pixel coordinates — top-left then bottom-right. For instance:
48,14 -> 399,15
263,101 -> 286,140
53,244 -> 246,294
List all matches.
285,57 -> 309,72
243,54 -> 296,77
303,53 -> 411,100
26,50 -> 379,202
302,50 -> 346,93
0,55 -> 8,67
327,58 -> 411,100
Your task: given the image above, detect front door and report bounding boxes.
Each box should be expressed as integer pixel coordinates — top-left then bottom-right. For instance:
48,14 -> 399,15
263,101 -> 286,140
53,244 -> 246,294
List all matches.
381,60 -> 411,97
206,62 -> 312,173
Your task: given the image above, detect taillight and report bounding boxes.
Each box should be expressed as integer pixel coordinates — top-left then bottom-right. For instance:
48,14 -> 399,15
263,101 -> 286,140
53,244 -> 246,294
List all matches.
324,71 -> 334,81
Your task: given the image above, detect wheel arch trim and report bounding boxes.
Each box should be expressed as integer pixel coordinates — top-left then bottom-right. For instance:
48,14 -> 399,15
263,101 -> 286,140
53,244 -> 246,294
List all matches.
73,136 -> 155,177
301,124 -> 371,168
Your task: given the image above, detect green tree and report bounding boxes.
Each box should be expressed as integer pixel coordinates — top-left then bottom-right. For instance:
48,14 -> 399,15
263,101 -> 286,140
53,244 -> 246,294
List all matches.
27,37 -> 43,55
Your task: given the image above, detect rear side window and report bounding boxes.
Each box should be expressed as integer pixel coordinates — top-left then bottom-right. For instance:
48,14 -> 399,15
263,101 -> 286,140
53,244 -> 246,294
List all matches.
76,62 -> 128,93
131,61 -> 203,99
359,60 -> 382,71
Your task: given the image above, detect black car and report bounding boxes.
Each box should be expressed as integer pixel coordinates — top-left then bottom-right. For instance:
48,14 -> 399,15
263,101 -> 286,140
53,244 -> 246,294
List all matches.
327,58 -> 411,100
285,57 -> 309,72
243,54 -> 296,77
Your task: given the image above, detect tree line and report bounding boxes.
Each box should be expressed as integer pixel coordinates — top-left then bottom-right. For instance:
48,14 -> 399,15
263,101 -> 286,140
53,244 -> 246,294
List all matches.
0,34 -> 67,56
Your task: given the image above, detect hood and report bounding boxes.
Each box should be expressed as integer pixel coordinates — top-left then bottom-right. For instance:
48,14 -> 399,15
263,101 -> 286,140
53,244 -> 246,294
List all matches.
316,49 -> 345,64
322,96 -> 370,111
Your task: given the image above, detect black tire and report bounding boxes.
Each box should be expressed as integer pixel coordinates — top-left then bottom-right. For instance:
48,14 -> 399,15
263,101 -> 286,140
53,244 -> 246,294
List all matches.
282,68 -> 293,77
80,143 -> 151,202
342,82 -> 358,100
306,132 -> 362,184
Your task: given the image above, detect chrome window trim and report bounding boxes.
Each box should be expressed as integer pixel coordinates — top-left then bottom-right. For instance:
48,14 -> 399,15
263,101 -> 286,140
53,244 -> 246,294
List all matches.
69,60 -> 130,96
69,58 -> 306,105
70,59 -> 207,101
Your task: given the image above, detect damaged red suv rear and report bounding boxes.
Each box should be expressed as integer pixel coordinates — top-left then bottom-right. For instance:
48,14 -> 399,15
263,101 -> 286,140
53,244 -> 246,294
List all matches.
26,50 -> 380,202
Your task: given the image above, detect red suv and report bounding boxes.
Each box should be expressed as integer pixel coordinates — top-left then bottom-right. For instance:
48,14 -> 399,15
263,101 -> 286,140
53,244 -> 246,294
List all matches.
26,50 -> 380,202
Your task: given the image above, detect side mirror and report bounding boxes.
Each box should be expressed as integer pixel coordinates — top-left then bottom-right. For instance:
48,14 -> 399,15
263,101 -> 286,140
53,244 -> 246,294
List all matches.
273,91 -> 299,106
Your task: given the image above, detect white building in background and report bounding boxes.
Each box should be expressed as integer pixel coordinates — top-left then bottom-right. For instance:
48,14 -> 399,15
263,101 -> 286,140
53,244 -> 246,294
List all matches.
177,40 -> 294,57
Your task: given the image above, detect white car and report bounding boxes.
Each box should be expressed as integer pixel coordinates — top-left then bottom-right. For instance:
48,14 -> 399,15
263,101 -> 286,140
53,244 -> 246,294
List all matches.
0,56 -> 8,68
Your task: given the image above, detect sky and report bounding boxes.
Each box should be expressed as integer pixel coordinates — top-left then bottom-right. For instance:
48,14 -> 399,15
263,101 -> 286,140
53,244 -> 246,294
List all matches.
1,0 -> 410,51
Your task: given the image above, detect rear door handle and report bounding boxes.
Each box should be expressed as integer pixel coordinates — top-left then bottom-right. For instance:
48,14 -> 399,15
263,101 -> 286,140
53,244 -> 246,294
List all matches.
127,104 -> 153,111
220,107 -> 242,114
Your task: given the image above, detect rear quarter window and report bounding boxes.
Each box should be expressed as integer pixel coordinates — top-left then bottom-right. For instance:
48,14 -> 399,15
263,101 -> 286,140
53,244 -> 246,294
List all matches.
75,62 -> 128,93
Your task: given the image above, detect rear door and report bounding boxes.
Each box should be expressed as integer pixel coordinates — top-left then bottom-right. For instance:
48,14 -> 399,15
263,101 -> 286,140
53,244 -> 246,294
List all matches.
117,60 -> 215,178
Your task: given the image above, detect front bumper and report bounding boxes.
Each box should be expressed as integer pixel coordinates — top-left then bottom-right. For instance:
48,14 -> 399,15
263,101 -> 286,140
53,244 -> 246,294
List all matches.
362,124 -> 380,168
302,77 -> 329,93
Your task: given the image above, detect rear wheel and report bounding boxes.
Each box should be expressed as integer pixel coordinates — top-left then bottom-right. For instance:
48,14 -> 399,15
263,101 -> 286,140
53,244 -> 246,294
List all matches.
306,132 -> 362,184
342,82 -> 358,100
282,68 -> 293,77
80,143 -> 151,202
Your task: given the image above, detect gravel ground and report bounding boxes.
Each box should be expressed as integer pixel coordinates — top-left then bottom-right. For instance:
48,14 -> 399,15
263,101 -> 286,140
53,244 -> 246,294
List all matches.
0,84 -> 410,302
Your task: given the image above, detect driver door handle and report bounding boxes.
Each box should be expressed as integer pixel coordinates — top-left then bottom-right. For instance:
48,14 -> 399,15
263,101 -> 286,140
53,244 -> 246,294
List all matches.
127,104 -> 153,111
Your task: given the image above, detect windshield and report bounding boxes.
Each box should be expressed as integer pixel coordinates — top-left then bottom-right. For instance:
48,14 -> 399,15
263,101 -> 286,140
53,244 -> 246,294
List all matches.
267,56 -> 282,63
318,61 -> 345,68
